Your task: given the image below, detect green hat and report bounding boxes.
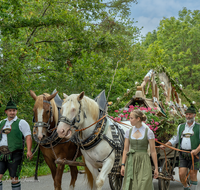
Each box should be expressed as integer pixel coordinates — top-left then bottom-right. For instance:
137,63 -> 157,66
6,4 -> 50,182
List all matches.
5,99 -> 17,110
185,105 -> 196,114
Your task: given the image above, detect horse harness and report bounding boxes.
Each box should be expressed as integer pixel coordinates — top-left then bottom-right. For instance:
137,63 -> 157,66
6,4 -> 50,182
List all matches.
70,109 -> 107,150
71,112 -> 125,174
106,122 -> 125,175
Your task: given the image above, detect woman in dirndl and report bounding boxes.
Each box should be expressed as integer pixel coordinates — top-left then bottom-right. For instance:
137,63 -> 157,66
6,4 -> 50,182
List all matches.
121,110 -> 158,190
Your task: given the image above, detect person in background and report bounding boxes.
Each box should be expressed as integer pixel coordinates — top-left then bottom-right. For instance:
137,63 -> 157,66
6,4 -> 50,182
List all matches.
121,110 -> 158,190
0,99 -> 32,190
160,105 -> 200,190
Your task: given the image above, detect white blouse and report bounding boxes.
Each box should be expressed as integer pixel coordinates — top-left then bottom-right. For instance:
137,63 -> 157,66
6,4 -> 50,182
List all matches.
124,125 -> 155,140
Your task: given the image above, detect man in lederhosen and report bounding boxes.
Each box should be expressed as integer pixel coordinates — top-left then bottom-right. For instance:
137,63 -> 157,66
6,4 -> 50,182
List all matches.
161,105 -> 200,190
0,99 -> 32,190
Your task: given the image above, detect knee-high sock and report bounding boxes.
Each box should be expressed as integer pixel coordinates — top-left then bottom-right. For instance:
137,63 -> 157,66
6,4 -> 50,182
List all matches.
152,181 -> 154,190
0,181 -> 2,190
190,181 -> 197,190
12,182 -> 21,190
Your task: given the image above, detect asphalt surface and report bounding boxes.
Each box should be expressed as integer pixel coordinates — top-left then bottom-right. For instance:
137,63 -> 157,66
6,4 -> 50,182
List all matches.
2,167 -> 200,189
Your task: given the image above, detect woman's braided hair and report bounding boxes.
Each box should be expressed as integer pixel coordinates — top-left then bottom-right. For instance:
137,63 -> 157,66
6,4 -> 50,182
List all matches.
131,110 -> 147,122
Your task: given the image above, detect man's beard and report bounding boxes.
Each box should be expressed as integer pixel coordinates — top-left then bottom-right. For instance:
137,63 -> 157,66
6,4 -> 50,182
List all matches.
186,118 -> 195,123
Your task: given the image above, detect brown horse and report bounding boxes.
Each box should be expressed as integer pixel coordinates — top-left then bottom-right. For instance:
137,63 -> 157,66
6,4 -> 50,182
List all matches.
30,90 -> 93,190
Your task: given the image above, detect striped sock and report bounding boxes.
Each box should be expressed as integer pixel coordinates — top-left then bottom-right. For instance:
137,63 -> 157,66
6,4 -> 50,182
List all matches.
12,182 -> 21,190
0,181 -> 2,190
190,181 -> 197,190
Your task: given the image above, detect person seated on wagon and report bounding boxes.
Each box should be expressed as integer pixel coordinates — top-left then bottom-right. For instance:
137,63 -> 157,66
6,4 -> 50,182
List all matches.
121,110 -> 158,190
160,105 -> 200,190
0,99 -> 32,190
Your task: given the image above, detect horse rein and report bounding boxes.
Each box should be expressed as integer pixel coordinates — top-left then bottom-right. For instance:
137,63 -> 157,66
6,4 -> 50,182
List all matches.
75,115 -> 107,132
59,113 -> 129,134
59,107 -> 127,133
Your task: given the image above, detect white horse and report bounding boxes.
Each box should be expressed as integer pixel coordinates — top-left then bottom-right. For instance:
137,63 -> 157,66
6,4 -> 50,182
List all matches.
56,92 -> 131,190
56,91 -> 151,190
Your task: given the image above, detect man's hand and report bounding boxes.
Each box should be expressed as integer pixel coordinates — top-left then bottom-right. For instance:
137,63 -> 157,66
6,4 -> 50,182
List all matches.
160,145 -> 166,150
160,142 -> 172,150
25,135 -> 32,160
191,149 -> 199,156
27,150 -> 33,160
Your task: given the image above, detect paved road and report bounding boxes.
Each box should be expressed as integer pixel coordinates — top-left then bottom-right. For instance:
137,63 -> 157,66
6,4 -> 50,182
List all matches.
2,167 -> 200,189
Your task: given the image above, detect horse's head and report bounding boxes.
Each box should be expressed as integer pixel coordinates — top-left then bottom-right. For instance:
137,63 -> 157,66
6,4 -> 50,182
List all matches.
57,91 -> 87,139
30,90 -> 58,141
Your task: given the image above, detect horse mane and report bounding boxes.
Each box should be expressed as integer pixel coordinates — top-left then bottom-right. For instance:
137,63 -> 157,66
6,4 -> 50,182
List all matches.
63,94 -> 99,121
82,96 -> 99,121
39,93 -> 59,125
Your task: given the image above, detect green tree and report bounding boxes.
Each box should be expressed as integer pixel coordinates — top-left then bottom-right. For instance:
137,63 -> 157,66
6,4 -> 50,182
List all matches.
143,8 -> 200,90
0,0 -> 140,120
142,30 -> 157,48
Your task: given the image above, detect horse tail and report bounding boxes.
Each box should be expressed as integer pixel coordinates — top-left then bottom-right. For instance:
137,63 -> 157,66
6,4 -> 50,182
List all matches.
82,156 -> 93,189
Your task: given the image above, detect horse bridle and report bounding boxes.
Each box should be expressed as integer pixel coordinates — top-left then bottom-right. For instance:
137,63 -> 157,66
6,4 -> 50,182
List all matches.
33,99 -> 56,133
59,101 -> 87,130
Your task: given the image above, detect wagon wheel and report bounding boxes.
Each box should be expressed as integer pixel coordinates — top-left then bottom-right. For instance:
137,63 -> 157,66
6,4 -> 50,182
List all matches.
108,172 -> 123,190
158,159 -> 172,190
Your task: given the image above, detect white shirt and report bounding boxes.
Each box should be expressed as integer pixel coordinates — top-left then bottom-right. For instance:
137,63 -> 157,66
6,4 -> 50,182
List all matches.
124,125 -> 155,140
169,121 -> 196,150
0,116 -> 31,147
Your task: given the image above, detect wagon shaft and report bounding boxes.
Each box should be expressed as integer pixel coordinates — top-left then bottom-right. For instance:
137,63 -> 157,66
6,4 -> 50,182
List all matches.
55,158 -> 86,166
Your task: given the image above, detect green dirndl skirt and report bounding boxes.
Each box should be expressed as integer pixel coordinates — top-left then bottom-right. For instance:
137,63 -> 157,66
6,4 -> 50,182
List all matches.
122,150 -> 153,190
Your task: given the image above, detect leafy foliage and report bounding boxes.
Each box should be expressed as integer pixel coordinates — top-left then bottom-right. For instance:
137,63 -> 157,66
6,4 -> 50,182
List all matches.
0,0 -> 140,119
0,0 -> 141,173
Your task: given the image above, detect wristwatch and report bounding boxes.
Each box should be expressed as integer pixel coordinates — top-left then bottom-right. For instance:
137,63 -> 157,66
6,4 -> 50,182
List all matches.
121,163 -> 125,166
